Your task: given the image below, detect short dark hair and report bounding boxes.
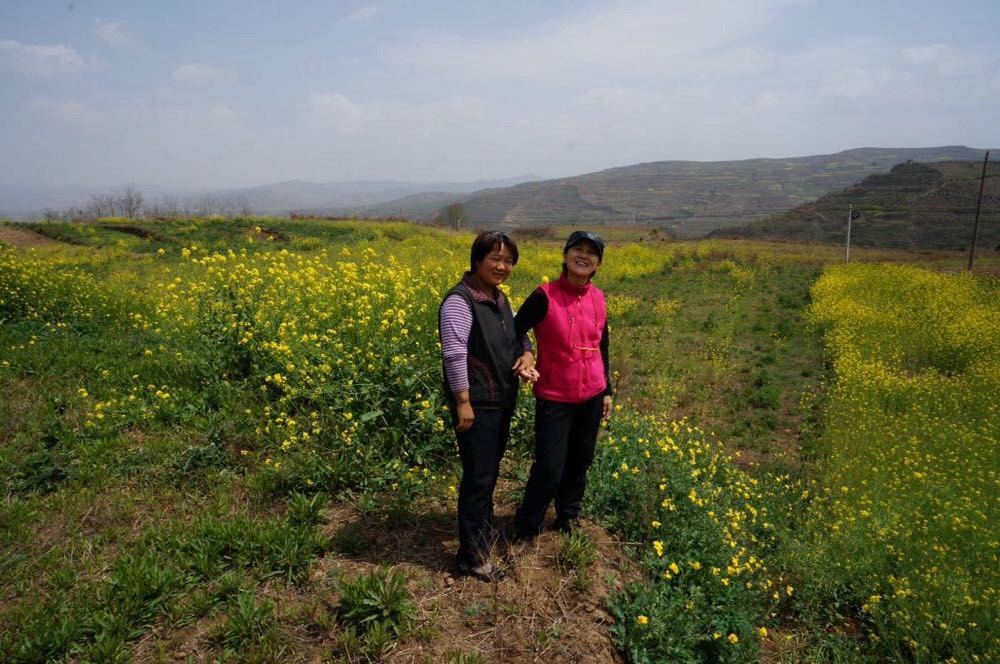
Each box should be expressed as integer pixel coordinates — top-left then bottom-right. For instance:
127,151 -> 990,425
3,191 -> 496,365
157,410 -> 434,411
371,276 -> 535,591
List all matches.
470,230 -> 519,272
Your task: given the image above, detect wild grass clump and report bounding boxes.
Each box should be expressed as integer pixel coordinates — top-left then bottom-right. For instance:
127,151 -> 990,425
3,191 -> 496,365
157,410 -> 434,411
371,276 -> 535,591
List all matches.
334,566 -> 417,656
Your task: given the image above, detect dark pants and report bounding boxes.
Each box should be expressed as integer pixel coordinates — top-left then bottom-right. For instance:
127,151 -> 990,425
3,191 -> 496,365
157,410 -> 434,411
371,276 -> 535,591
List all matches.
515,393 -> 604,536
456,405 -> 514,568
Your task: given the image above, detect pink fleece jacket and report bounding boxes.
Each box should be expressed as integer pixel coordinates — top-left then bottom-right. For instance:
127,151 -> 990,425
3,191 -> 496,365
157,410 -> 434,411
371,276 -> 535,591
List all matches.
533,276 -> 607,403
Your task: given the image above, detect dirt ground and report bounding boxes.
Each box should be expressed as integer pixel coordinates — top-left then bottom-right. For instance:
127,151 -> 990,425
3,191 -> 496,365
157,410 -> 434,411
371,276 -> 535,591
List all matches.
0,224 -> 56,247
132,488 -> 640,663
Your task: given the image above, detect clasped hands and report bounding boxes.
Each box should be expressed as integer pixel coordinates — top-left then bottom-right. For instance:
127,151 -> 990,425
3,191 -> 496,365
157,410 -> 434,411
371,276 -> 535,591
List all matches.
512,351 -> 539,383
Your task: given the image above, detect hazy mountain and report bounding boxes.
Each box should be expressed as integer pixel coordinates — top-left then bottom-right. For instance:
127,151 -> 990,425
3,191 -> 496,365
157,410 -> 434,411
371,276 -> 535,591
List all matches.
442,146 -> 991,237
709,159 -> 1000,251
292,191 -> 462,219
0,176 -> 541,218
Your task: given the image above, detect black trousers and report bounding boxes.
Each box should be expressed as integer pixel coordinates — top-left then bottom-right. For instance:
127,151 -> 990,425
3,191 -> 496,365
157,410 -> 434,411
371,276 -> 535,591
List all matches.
456,404 -> 514,567
515,393 -> 604,536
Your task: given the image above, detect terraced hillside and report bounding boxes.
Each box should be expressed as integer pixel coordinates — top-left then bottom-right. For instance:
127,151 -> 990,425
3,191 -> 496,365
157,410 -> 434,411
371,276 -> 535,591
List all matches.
434,146 -> 990,237
712,159 -> 1000,251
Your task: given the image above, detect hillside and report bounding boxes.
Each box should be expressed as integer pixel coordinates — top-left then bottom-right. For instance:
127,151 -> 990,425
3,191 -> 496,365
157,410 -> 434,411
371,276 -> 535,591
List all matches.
292,191 -> 461,220
436,146 -> 990,237
710,159 -> 1000,251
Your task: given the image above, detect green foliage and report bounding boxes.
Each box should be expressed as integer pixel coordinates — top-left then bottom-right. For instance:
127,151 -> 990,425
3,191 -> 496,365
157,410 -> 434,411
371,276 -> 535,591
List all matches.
555,529 -> 597,573
212,591 -> 278,654
584,412 -> 799,662
335,566 -> 417,637
0,512 -> 326,660
287,491 -> 328,527
446,650 -> 487,664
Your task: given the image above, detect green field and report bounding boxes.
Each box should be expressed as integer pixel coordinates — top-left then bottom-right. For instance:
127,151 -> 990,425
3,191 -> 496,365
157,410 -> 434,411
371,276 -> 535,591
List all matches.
1,218 -> 997,662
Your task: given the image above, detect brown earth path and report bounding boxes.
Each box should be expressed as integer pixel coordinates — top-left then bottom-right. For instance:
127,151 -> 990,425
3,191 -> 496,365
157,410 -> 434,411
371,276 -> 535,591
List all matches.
0,224 -> 57,247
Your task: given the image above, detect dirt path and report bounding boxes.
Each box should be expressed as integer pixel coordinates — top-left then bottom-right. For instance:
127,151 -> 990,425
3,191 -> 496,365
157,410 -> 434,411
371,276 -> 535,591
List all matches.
0,224 -> 57,247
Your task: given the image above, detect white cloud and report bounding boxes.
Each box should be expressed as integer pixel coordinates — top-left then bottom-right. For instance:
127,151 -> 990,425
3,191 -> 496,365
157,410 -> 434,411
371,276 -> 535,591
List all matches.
346,4 -> 381,23
94,19 -> 135,49
0,39 -> 93,76
307,93 -> 366,132
172,63 -> 234,85
393,0 -> 801,81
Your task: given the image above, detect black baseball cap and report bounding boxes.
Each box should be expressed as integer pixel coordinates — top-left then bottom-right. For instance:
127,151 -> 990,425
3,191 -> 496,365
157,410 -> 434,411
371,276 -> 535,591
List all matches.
564,230 -> 605,261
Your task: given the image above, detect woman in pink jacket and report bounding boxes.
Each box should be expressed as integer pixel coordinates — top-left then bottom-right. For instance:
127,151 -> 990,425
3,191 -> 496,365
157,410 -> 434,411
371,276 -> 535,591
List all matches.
513,231 -> 612,538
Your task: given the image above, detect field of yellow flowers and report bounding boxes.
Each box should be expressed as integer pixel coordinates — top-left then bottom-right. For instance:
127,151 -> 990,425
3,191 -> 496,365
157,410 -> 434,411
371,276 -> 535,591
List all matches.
0,218 -> 996,662
783,264 -> 999,662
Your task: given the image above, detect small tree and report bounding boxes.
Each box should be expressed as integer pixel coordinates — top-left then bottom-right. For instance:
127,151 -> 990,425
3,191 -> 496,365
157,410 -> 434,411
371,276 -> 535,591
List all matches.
86,193 -> 116,218
115,183 -> 144,220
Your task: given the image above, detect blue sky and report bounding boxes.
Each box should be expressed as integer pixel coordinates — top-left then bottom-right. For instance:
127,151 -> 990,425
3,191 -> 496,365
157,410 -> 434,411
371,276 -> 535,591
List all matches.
1,0 -> 998,189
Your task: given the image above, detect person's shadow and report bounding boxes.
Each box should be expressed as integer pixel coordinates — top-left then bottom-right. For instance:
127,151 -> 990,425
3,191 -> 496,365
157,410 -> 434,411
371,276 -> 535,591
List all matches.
326,505 -> 519,575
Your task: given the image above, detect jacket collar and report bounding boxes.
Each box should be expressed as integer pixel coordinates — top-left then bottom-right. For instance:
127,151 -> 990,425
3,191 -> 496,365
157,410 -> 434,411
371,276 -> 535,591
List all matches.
462,271 -> 506,307
556,274 -> 591,296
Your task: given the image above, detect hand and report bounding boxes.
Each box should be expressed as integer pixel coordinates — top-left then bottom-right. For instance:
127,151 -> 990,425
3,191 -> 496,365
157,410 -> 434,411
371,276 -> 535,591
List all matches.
602,396 -> 613,420
455,401 -> 475,433
513,351 -> 538,383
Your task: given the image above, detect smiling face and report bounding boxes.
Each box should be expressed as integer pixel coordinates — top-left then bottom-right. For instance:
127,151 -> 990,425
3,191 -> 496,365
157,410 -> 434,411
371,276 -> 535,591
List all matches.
564,240 -> 602,280
473,242 -> 515,289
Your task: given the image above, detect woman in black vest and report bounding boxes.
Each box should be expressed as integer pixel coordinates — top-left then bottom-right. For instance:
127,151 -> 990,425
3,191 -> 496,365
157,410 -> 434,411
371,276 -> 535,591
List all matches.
439,231 -> 536,581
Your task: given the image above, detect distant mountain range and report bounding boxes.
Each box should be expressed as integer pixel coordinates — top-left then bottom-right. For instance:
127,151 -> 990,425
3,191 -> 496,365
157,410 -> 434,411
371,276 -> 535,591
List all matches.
0,176 -> 541,218
710,159 -> 1000,251
2,147 -> 994,239
424,146 -> 992,237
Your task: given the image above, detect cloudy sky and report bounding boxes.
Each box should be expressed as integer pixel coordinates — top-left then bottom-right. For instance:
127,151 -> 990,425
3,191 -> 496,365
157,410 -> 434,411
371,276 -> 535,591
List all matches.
1,0 -> 998,189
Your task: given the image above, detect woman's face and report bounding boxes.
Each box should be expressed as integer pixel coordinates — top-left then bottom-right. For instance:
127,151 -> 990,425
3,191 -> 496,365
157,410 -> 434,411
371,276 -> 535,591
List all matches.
474,243 -> 515,288
565,241 -> 601,279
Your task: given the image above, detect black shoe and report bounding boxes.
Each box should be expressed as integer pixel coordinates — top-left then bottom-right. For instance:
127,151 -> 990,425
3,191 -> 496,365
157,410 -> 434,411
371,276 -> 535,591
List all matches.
554,516 -> 581,534
456,562 -> 507,583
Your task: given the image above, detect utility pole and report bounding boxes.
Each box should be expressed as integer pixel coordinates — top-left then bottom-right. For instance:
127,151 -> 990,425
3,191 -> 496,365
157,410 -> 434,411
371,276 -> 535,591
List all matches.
968,151 -> 990,271
845,203 -> 853,262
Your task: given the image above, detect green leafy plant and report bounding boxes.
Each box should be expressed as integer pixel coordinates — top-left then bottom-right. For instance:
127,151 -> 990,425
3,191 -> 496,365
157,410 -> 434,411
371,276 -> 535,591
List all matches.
555,529 -> 597,573
336,566 -> 416,637
213,591 -> 277,653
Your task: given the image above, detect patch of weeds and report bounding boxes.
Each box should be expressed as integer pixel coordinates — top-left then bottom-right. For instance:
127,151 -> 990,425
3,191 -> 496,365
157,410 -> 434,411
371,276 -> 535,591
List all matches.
11,448 -> 70,495
446,650 -> 487,664
775,317 -> 796,339
410,617 -> 441,643
750,371 -> 780,410
170,441 -> 228,478
537,623 -> 564,648
331,521 -> 369,555
555,530 -> 597,573
212,592 -> 278,653
0,497 -> 37,544
336,566 -> 416,638
287,491 -> 327,528
556,530 -> 597,592
461,600 -> 486,618
361,620 -> 397,658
